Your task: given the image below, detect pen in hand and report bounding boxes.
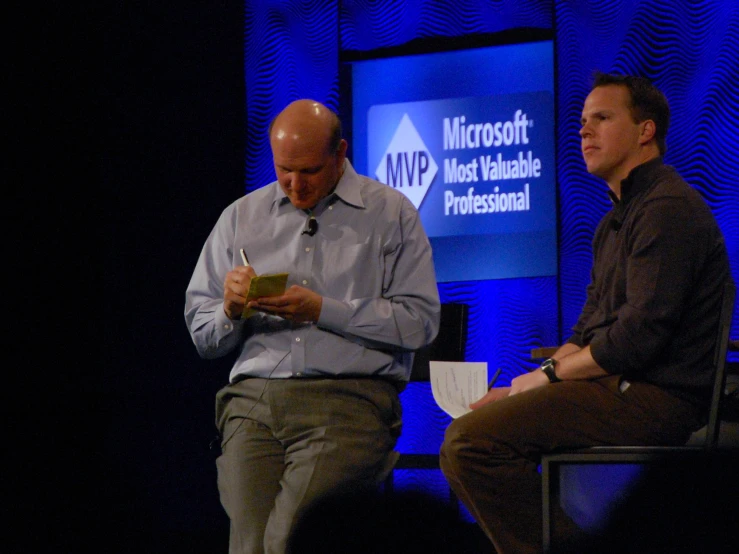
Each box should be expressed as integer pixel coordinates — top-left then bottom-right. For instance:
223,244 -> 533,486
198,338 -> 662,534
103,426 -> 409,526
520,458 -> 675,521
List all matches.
488,367 -> 503,390
239,248 -> 256,314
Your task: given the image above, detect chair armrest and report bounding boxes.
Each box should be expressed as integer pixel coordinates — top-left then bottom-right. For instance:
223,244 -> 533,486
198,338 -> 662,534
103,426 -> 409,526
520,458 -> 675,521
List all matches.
531,347 -> 558,360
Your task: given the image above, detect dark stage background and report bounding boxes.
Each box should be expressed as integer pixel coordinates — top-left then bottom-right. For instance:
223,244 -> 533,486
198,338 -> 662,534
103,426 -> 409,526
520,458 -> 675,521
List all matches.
53,1 -> 737,552
98,3 -> 246,552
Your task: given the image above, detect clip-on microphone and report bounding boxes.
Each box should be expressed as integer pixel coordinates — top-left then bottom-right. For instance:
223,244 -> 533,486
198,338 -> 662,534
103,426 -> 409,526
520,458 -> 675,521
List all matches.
302,213 -> 318,236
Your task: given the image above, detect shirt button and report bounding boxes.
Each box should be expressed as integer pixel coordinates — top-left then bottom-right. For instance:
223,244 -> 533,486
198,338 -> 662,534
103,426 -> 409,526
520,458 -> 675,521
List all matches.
329,206 -> 333,210
305,247 -> 311,252
224,324 -> 231,330
295,337 -> 301,342
302,280 -> 308,285
295,372 -> 303,377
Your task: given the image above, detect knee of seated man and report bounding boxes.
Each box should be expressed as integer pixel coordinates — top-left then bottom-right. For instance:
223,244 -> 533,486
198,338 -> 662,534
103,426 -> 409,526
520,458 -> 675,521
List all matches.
442,403 -> 519,458
441,413 -> 483,457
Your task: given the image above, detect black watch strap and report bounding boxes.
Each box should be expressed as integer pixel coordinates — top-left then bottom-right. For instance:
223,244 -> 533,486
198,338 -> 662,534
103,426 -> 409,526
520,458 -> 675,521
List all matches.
540,358 -> 561,383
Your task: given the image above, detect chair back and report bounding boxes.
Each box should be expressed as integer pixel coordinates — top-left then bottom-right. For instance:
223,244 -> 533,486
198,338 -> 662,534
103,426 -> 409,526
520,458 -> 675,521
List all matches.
705,280 -> 736,449
410,303 -> 469,381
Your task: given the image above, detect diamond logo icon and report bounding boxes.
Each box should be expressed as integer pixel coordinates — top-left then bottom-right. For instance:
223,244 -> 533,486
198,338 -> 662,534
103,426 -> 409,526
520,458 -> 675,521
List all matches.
375,113 -> 437,209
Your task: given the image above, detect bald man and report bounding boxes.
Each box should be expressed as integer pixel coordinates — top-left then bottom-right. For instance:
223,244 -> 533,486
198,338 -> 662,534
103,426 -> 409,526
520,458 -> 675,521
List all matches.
185,100 -> 440,554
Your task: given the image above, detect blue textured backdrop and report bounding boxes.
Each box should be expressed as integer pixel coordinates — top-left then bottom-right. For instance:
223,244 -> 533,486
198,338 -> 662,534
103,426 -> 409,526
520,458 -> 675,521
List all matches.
243,0 -> 739,500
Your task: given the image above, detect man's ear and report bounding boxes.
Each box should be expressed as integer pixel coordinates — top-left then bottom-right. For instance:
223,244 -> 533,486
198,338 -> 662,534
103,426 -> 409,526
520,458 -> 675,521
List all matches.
335,138 -> 348,167
639,120 -> 656,146
337,138 -> 348,158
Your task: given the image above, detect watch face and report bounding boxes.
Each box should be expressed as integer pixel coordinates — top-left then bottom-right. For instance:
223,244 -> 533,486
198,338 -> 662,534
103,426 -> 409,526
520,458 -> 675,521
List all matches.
541,359 -> 558,382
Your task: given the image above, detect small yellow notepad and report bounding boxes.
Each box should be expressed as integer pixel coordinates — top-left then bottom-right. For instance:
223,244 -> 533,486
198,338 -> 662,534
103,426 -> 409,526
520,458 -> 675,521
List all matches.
241,273 -> 289,319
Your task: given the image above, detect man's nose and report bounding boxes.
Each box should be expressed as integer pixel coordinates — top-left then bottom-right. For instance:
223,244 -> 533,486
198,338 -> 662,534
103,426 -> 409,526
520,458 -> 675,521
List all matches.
290,173 -> 306,190
579,122 -> 592,138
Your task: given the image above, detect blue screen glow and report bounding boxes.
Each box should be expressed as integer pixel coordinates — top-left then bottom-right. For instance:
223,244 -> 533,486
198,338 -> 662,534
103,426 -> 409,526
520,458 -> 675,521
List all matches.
346,41 -> 556,282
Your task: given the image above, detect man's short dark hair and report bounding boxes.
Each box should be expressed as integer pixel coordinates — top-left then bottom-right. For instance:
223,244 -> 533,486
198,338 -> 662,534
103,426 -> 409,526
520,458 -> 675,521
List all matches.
592,72 -> 670,155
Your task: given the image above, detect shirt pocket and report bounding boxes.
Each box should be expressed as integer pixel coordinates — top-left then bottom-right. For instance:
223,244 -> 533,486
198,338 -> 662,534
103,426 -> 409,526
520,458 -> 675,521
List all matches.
317,239 -> 384,297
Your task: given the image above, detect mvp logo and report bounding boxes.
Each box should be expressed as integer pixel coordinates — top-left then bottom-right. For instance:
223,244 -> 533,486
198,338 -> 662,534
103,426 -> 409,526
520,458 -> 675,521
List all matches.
375,114 -> 437,209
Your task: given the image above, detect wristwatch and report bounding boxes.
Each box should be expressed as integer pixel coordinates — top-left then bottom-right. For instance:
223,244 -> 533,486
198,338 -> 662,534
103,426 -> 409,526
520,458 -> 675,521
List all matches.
540,358 -> 561,383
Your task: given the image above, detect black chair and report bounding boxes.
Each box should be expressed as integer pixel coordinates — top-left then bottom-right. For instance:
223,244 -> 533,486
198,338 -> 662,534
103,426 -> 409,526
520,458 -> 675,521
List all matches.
384,302 -> 469,505
540,281 -> 736,553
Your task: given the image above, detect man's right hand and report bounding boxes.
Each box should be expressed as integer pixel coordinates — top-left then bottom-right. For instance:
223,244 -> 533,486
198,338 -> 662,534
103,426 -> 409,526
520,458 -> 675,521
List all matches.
469,387 -> 510,410
223,265 -> 257,319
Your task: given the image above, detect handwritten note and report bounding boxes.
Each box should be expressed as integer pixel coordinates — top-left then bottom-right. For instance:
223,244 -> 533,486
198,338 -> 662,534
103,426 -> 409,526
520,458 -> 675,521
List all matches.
430,361 -> 488,419
241,273 -> 289,319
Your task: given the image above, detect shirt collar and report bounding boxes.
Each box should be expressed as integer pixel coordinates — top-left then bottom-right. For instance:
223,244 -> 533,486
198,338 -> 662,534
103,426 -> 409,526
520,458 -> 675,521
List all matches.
607,156 -> 664,230
270,159 -> 366,214
331,159 -> 365,209
271,180 -> 290,213
608,156 -> 664,206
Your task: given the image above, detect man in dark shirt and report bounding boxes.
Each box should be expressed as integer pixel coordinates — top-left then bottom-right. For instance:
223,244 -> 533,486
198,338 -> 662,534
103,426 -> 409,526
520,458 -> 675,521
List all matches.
440,72 -> 731,554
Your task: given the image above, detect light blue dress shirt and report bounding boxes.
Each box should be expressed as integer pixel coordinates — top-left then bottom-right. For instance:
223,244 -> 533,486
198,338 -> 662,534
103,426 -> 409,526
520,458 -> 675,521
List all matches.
185,160 -> 440,384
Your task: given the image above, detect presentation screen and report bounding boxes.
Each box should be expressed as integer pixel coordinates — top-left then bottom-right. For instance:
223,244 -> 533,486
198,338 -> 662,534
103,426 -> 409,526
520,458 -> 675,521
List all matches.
342,40 -> 556,282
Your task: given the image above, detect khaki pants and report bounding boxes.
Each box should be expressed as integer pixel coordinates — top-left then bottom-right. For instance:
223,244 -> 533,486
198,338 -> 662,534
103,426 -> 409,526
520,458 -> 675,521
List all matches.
440,375 -> 702,554
215,377 -> 402,554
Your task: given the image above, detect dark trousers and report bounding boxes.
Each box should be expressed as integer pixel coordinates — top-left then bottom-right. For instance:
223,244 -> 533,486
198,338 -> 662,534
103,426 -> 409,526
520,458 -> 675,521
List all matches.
439,375 -> 702,554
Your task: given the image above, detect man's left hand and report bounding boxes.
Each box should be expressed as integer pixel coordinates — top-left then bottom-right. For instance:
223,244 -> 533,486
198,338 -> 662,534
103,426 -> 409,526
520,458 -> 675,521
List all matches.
247,285 -> 323,323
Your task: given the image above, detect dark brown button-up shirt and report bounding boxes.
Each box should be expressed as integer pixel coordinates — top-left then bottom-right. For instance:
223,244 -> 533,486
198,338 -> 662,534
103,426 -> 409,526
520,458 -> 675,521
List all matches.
569,157 -> 731,407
